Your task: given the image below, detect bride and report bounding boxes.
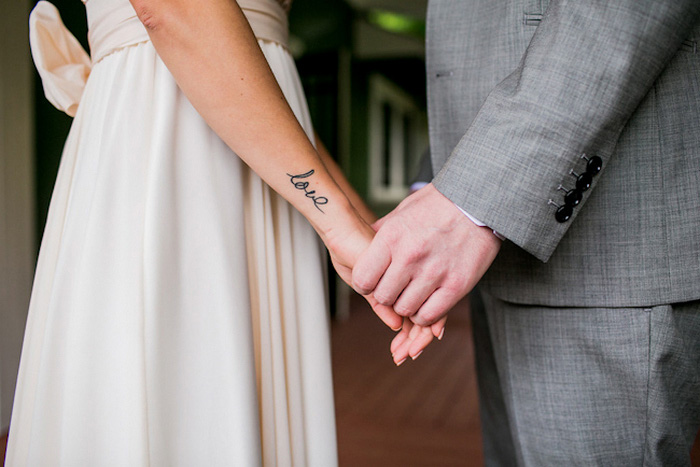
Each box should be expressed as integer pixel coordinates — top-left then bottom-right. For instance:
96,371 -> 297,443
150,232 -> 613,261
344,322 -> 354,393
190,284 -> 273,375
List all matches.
7,0 -> 441,465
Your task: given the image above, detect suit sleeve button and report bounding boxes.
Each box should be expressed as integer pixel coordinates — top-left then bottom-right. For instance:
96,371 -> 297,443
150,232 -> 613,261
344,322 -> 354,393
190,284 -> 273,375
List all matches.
586,156 -> 603,175
564,189 -> 583,207
574,172 -> 592,191
555,205 -> 573,223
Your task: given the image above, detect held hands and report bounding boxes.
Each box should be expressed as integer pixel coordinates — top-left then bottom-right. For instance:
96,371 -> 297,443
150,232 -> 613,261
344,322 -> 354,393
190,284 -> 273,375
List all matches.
321,205 -> 441,361
321,210 -> 405,332
352,184 -> 502,363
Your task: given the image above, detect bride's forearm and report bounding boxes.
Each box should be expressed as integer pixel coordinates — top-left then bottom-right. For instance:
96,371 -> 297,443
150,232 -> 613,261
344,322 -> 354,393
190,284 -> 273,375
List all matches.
128,0 -> 361,239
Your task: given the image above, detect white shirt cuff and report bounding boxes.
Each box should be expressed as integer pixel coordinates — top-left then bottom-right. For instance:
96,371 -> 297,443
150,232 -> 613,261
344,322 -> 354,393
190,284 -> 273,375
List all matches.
409,181 -> 429,193
454,204 -> 506,241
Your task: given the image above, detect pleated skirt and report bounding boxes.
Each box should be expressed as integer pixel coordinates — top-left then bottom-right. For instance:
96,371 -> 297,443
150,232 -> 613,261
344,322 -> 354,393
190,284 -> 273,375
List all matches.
7,39 -> 337,467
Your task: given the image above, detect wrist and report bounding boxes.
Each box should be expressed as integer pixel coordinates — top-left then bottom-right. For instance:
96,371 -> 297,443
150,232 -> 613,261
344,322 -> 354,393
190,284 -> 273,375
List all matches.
453,203 -> 505,241
313,191 -> 366,244
282,166 -> 353,236
318,198 -> 374,273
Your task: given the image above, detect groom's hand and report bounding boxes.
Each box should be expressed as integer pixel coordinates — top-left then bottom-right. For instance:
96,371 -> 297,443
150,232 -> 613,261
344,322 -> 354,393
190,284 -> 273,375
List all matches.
352,184 -> 502,326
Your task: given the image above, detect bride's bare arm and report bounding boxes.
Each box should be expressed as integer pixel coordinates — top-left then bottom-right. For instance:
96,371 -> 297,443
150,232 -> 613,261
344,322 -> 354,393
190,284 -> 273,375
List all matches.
125,0 -> 413,331
129,0 -> 353,245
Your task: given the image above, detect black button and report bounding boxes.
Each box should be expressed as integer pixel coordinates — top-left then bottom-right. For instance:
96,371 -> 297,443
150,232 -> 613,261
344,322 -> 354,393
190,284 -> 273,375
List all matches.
575,172 -> 593,191
586,156 -> 603,175
564,189 -> 583,207
555,205 -> 573,223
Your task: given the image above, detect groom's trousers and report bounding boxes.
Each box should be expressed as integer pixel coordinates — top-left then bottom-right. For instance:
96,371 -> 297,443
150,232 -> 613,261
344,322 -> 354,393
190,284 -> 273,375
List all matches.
473,292 -> 700,467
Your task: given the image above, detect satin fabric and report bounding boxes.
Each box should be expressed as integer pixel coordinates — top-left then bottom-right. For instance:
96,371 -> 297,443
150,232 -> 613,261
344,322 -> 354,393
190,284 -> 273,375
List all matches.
9,1 -> 337,465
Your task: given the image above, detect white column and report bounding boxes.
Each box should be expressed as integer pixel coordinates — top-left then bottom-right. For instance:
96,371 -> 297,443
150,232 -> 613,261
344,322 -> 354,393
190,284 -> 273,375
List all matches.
0,0 -> 35,431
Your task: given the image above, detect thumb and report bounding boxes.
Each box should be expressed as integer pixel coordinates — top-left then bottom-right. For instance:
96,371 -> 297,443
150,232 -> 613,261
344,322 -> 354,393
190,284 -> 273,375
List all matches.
371,216 -> 387,232
371,207 -> 399,232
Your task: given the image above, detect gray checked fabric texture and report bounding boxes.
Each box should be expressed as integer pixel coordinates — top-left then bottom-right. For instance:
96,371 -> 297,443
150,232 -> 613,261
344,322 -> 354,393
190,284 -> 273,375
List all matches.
426,0 -> 700,308
475,294 -> 700,466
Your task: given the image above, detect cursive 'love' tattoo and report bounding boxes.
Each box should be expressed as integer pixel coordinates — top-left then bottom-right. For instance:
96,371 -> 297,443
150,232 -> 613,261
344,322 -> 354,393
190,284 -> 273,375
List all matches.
287,169 -> 329,213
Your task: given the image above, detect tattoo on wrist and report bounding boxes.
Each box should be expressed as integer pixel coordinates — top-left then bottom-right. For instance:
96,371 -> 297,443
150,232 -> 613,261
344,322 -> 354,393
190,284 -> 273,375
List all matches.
287,169 -> 329,213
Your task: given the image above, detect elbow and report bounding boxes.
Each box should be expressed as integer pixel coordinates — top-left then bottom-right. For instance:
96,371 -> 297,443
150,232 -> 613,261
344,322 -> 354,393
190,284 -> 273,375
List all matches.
129,0 -> 170,31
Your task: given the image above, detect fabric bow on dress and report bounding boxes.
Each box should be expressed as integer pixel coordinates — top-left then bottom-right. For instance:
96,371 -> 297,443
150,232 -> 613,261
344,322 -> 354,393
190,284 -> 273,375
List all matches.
29,1 -> 91,117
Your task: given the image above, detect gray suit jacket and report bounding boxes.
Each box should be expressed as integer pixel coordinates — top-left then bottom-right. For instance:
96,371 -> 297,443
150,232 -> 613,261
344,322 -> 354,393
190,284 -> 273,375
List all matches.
427,0 -> 700,307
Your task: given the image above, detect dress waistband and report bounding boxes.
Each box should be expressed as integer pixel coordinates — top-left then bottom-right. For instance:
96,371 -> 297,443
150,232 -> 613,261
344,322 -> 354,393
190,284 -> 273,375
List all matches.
86,0 -> 289,64
85,0 -> 150,64
29,0 -> 289,116
237,0 -> 289,48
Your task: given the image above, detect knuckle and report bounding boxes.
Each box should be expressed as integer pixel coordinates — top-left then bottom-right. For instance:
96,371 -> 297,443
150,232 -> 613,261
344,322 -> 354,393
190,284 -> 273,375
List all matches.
420,309 -> 442,325
352,267 -> 375,288
443,274 -> 469,296
425,263 -> 445,281
394,307 -> 413,317
352,276 -> 373,294
377,224 -> 400,242
403,245 -> 425,265
411,315 -> 428,327
394,302 -> 416,317
374,291 -> 395,307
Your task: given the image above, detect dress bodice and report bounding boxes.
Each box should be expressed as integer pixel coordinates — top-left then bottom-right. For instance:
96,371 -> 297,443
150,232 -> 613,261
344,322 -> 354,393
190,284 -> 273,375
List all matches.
81,0 -> 292,13
29,0 -> 292,116
79,0 -> 291,64
29,0 -> 293,116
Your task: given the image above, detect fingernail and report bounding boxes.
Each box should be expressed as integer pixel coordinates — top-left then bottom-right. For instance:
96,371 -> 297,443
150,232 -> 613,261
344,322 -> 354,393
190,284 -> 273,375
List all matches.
395,357 -> 407,366
391,325 -> 403,332
411,350 -> 423,360
438,328 -> 445,341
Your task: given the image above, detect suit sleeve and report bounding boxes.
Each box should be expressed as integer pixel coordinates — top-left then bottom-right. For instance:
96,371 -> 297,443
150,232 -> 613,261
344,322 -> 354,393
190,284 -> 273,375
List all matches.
432,0 -> 700,262
412,148 -> 433,185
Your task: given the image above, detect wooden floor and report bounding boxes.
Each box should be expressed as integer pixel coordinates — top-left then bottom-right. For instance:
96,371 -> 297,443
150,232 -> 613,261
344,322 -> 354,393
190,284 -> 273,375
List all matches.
2,294 -> 699,466
333,295 -> 483,467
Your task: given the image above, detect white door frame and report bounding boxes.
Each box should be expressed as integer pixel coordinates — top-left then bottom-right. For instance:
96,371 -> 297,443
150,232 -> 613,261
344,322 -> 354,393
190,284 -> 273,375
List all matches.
367,74 -> 427,203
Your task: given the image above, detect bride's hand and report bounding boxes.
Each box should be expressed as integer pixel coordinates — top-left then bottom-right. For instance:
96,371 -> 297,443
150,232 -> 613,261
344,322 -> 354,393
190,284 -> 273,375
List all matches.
322,216 -> 403,331
390,316 -> 447,365
321,212 -> 373,287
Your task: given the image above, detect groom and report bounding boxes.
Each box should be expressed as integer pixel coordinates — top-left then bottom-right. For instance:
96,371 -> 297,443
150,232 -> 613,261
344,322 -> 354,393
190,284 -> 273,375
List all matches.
354,0 -> 700,465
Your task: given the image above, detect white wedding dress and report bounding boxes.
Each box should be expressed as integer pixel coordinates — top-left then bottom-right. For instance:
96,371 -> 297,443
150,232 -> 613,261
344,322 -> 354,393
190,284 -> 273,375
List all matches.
7,0 -> 337,465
